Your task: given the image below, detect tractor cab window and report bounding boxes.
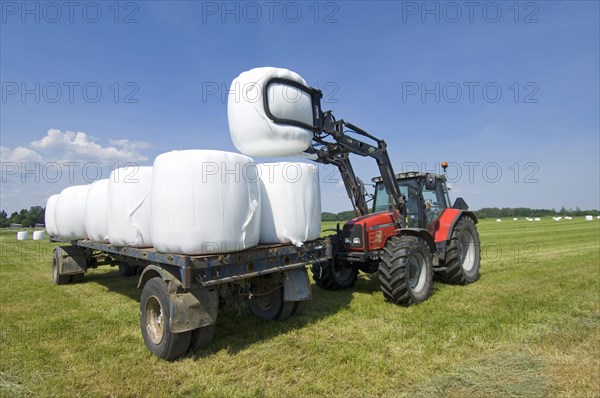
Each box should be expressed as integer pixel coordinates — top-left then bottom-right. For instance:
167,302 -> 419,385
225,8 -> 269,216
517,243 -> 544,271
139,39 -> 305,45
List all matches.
423,180 -> 448,229
373,177 -> 448,230
373,179 -> 421,228
373,182 -> 390,212
399,179 -> 420,228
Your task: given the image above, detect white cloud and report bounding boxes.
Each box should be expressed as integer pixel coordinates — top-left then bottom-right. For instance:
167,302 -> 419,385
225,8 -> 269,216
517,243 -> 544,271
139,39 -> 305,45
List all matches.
108,138 -> 152,152
0,146 -> 43,163
31,129 -> 149,162
1,129 -> 153,213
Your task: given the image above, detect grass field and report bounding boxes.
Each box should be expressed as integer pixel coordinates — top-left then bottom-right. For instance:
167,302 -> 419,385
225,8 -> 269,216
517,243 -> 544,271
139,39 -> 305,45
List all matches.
1,218 -> 599,397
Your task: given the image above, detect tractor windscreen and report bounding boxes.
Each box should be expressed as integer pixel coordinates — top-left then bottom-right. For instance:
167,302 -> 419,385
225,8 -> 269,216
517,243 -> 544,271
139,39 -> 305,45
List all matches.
373,179 -> 421,227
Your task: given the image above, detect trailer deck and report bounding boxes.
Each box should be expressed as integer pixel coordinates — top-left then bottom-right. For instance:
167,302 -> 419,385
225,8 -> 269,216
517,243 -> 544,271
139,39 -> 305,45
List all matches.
52,237 -> 331,289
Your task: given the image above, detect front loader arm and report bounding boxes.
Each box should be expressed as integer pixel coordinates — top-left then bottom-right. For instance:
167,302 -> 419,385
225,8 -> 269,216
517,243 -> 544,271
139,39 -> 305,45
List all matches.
306,114 -> 405,228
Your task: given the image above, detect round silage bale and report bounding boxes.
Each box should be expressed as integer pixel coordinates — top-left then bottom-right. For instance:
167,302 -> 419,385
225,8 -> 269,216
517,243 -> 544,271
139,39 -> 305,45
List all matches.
151,150 -> 260,254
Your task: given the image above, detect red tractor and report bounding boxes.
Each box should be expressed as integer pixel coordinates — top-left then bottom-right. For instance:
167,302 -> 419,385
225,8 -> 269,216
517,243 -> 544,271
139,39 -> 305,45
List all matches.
261,76 -> 481,305
314,169 -> 481,305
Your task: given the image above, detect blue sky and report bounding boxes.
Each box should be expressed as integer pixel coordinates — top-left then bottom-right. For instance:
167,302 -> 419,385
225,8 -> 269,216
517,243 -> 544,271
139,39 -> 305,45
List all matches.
1,1 -> 598,214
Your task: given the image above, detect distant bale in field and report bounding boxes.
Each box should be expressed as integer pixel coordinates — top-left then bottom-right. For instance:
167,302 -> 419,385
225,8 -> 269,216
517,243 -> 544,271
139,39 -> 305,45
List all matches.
33,231 -> 46,240
496,219 -> 502,222
534,218 -> 541,222
585,215 -> 593,221
513,218 -> 518,221
16,231 -> 29,240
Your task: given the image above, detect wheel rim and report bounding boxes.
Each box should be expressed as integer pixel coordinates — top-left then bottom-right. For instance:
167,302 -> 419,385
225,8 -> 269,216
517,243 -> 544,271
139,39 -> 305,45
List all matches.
408,253 -> 427,293
458,230 -> 476,272
145,295 -> 164,345
252,290 -> 276,312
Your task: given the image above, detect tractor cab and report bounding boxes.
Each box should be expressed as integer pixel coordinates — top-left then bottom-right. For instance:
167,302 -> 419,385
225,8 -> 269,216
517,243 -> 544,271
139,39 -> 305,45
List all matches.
373,172 -> 451,235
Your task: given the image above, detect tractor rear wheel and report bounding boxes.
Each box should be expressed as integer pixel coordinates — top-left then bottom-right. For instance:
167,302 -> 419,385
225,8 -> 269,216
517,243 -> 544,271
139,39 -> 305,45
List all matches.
378,235 -> 433,306
439,217 -> 481,284
311,259 -> 358,290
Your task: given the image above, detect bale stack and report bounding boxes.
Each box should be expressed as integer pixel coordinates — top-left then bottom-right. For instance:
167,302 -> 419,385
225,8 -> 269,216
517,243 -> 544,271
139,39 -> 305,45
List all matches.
45,67 -> 323,254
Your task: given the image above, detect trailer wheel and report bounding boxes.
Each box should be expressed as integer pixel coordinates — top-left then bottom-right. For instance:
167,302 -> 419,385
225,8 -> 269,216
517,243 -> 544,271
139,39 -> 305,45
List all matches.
439,217 -> 481,284
188,324 -> 216,353
311,259 -> 358,290
52,247 -> 71,285
140,277 -> 191,360
290,300 -> 308,317
249,286 -> 295,321
118,264 -> 135,277
378,235 -> 433,306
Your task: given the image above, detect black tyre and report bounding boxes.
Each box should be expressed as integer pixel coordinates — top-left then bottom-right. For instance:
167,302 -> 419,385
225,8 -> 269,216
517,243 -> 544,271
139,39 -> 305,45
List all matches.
71,273 -> 85,283
290,300 -> 308,317
378,235 -> 433,306
118,263 -> 134,277
311,259 -> 358,290
249,286 -> 295,321
140,277 -> 191,360
188,324 -> 216,353
439,217 -> 481,284
52,247 -> 71,285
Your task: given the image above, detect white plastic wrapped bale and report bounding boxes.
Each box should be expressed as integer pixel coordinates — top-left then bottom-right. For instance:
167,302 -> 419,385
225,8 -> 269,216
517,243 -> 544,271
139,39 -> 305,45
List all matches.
17,231 -> 29,240
44,194 -> 59,236
151,150 -> 260,254
108,167 -> 153,247
257,162 -> 321,246
85,179 -> 109,242
228,67 -> 315,157
33,231 -> 46,240
55,185 -> 89,240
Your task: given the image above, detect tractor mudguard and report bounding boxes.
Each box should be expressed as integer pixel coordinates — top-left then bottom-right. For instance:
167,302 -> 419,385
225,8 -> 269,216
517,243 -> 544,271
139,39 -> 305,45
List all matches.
397,228 -> 436,254
434,209 -> 478,243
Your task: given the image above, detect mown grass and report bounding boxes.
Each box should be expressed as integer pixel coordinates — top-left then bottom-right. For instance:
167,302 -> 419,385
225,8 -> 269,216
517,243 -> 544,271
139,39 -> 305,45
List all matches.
1,218 -> 599,397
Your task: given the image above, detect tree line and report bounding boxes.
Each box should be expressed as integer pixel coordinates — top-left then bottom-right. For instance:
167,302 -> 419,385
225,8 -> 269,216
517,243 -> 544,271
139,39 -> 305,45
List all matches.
0,206 -> 45,228
322,206 -> 599,221
1,205 -> 598,228
474,207 -> 598,219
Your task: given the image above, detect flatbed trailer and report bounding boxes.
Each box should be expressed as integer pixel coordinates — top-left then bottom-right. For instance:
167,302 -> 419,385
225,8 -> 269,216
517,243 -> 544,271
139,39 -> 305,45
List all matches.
50,237 -> 332,360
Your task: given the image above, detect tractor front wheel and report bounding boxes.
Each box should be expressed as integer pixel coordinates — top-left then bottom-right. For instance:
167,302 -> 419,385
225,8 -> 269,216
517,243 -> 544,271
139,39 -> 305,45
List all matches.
439,217 -> 481,284
378,235 -> 433,306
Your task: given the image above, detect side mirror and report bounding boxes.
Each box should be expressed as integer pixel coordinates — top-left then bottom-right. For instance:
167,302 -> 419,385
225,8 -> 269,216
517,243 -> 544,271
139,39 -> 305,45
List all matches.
425,173 -> 437,190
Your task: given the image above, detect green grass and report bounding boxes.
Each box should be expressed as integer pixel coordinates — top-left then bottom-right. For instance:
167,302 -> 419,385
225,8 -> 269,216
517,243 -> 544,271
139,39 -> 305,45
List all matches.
1,218 -> 599,397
